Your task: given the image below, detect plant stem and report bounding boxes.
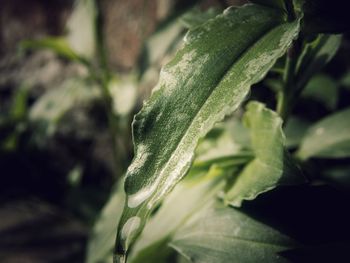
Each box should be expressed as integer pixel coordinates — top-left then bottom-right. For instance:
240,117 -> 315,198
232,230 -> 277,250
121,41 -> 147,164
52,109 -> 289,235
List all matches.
277,30 -> 303,121
277,45 -> 297,120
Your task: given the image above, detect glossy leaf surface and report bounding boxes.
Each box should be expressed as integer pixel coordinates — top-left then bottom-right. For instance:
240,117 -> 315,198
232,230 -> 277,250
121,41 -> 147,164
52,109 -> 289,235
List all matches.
115,4 -> 300,259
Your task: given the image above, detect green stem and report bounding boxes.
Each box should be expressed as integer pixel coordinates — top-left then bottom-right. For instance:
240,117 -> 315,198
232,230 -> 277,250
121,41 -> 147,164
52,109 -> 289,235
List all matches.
277,35 -> 302,121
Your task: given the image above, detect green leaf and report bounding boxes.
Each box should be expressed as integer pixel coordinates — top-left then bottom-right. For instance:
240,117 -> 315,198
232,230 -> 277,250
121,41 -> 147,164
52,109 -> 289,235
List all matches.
115,4 -> 300,258
87,121 -> 245,263
302,74 -> 338,110
297,108 -> 350,159
295,34 -> 341,91
20,37 -> 84,62
194,119 -> 252,166
170,202 -> 295,263
129,166 -> 229,263
87,182 -> 125,263
225,102 -> 305,206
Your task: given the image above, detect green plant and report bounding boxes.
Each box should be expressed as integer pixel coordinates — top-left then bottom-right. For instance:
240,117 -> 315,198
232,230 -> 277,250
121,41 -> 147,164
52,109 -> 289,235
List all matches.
10,0 -> 350,262
94,1 -> 350,262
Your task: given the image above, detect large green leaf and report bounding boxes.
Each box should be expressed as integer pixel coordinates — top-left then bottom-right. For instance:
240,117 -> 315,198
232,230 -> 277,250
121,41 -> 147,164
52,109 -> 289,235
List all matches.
225,102 -> 305,206
170,202 -> 295,263
115,4 -> 300,260
297,108 -> 350,160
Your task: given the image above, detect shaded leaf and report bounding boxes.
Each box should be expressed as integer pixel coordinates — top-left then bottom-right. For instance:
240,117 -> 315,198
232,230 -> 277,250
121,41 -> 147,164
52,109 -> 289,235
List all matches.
171,202 -> 295,263
283,117 -> 310,148
225,102 -> 305,206
115,4 -> 300,258
297,107 -> 350,159
302,74 -> 338,110
86,182 -> 125,263
295,34 -> 341,91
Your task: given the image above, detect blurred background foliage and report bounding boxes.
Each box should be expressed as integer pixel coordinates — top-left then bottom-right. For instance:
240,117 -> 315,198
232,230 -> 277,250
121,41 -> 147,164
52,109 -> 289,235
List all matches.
0,0 -> 350,262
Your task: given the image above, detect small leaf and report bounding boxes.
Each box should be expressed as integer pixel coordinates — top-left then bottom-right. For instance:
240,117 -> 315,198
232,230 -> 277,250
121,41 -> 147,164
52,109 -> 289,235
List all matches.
295,34 -> 341,91
302,74 -> 338,110
171,202 -> 295,263
115,4 -> 300,258
225,102 -> 305,206
297,107 -> 350,159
